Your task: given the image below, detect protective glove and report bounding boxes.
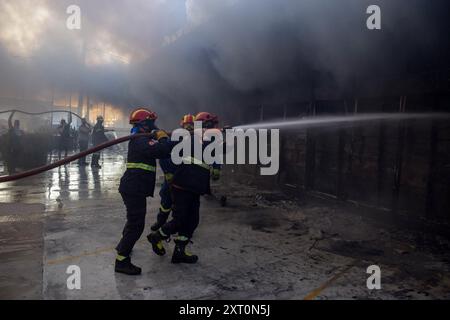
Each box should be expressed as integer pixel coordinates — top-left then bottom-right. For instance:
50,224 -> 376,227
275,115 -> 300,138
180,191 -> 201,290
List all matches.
153,130 -> 169,141
164,173 -> 174,183
211,168 -> 221,181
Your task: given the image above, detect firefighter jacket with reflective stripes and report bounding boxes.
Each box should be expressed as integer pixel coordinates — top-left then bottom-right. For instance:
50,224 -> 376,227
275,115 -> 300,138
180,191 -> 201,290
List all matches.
171,134 -> 220,195
119,136 -> 172,197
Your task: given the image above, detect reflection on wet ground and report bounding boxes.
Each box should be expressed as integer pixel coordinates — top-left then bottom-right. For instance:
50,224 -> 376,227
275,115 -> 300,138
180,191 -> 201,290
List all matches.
0,152 -> 126,204
1,150 -> 450,299
0,151 -> 127,299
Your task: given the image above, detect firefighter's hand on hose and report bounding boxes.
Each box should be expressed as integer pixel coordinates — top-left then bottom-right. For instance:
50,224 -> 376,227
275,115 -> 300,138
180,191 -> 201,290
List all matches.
153,130 -> 169,141
164,173 -> 174,183
211,168 -> 221,181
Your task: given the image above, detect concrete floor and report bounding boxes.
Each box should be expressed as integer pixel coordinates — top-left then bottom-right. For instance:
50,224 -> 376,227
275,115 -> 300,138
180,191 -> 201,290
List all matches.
1,151 -> 449,300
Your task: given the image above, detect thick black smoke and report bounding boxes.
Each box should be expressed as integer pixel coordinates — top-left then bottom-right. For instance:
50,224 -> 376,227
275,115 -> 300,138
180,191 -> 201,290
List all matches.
0,0 -> 449,125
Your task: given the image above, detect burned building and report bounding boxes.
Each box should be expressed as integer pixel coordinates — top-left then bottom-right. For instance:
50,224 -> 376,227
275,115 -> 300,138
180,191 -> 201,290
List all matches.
0,0 -> 450,302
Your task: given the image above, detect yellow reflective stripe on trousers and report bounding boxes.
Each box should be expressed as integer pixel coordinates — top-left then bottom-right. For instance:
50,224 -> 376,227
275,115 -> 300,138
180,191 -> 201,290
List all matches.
126,162 -> 156,172
182,157 -> 210,170
116,254 -> 127,261
160,205 -> 171,213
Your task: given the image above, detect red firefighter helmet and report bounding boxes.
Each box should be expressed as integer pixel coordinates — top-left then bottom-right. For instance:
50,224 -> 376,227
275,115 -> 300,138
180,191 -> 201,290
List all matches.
180,114 -> 195,128
129,108 -> 158,124
195,112 -> 219,128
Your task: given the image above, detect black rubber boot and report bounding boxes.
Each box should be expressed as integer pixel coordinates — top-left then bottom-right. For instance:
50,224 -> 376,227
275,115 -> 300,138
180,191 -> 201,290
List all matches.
91,154 -> 101,168
150,210 -> 170,231
147,231 -> 168,256
114,257 -> 141,275
172,239 -> 198,264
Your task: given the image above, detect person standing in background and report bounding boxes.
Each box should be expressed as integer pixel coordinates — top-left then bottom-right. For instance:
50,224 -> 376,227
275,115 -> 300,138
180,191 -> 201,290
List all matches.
57,119 -> 71,160
91,115 -> 109,169
78,118 -> 91,166
6,119 -> 24,174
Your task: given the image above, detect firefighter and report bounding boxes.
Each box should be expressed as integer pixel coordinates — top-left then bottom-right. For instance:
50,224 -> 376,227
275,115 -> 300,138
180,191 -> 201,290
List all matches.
195,112 -> 219,129
150,114 -> 196,232
77,118 -> 91,166
196,112 -> 221,181
57,119 -> 71,160
147,112 -> 221,264
91,116 -> 109,168
115,108 -> 172,276
6,119 -> 23,174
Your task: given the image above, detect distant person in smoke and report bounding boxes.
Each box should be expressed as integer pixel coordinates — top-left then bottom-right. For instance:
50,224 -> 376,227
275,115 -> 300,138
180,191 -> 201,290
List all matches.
6,119 -> 24,174
91,115 -> 110,168
57,119 -> 71,160
78,118 -> 91,166
9,119 -> 23,136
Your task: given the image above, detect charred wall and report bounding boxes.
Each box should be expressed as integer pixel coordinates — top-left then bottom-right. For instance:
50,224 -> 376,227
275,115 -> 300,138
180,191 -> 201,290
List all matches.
227,71 -> 450,229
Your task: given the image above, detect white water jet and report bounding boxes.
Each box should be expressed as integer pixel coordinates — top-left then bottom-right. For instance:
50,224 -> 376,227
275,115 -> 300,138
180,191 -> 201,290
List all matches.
235,113 -> 450,130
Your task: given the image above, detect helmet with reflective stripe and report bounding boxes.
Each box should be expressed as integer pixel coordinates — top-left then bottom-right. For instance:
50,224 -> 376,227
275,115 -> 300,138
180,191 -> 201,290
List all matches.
180,114 -> 195,128
129,108 -> 158,124
195,112 -> 219,129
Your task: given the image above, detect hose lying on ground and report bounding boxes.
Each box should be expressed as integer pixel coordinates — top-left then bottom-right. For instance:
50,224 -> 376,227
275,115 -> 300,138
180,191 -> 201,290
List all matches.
0,133 -> 152,183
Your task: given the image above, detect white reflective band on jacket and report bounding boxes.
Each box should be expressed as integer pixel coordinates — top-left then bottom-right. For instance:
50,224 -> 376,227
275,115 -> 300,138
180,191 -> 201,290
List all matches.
126,162 -> 156,172
182,157 -> 210,170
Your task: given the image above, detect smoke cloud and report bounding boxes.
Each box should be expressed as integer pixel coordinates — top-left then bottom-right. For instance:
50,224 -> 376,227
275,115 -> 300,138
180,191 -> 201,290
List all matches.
0,0 -> 449,125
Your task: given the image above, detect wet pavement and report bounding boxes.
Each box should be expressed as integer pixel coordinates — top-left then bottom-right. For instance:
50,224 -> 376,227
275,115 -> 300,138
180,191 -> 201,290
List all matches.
1,151 -> 450,299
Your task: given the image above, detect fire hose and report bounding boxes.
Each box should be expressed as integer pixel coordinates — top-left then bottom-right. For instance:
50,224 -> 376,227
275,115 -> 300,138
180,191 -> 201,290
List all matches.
0,109 -> 85,123
0,107 -> 233,184
0,127 -> 232,183
0,133 -> 154,183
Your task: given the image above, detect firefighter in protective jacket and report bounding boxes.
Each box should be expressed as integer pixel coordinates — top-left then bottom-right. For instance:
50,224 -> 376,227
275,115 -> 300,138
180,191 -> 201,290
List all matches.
148,112 -> 221,264
115,108 -> 171,275
150,114 -> 196,232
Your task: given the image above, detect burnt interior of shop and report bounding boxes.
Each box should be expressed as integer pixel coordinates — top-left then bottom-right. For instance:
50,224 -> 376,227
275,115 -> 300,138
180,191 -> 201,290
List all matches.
1,0 -> 450,300
221,72 -> 450,234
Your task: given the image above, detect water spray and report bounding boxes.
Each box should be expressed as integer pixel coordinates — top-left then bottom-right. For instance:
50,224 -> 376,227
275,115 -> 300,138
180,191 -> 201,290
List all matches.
235,113 -> 450,130
1,111 -> 449,183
